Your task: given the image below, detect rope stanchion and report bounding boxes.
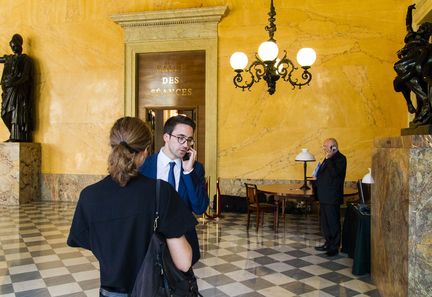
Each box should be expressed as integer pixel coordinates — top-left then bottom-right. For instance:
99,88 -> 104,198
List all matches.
204,177 -> 222,220
198,176 -> 212,224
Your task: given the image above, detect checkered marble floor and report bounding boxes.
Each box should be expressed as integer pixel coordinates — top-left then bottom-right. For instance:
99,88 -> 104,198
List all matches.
0,201 -> 380,297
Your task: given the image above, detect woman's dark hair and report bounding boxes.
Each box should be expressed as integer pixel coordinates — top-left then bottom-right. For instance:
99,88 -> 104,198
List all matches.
108,117 -> 152,187
163,115 -> 196,135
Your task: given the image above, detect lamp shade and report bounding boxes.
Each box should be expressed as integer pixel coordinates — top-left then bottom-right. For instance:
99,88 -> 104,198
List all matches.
362,168 -> 374,184
295,148 -> 315,161
230,52 -> 249,70
296,48 -> 317,67
258,41 -> 279,61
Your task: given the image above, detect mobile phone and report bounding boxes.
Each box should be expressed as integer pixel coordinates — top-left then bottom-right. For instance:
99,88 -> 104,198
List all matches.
183,153 -> 190,161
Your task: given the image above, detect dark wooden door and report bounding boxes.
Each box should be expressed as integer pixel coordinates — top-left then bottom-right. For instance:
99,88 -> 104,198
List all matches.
136,50 -> 206,164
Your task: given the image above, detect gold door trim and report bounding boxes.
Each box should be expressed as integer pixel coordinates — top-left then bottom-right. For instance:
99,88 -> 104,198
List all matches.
112,6 -> 227,199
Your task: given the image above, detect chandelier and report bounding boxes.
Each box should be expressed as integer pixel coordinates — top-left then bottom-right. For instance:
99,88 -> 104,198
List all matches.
229,0 -> 316,95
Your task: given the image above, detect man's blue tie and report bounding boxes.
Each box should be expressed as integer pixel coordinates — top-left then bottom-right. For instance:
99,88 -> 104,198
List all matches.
168,161 -> 176,189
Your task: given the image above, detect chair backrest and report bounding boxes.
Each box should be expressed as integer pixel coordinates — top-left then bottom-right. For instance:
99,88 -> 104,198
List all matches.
244,183 -> 258,206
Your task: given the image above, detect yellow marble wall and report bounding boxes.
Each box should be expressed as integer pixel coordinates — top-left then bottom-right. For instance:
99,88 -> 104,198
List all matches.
0,0 -> 410,181
218,0 -> 411,182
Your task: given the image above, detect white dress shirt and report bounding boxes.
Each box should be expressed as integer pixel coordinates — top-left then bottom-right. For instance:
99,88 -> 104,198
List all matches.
157,149 -> 181,191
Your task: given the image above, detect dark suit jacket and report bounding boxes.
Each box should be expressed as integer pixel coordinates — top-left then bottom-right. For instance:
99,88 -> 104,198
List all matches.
314,151 -> 347,205
138,153 -> 209,215
138,153 -> 209,264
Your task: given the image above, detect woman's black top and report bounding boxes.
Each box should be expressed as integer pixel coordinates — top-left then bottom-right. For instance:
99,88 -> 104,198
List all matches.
67,174 -> 198,293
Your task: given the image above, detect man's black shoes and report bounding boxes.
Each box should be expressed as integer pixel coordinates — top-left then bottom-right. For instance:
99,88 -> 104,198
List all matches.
314,245 -> 328,252
325,249 -> 339,257
315,244 -> 339,256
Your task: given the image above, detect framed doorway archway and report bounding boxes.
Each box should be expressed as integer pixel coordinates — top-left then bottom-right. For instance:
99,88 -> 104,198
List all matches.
112,6 -> 227,199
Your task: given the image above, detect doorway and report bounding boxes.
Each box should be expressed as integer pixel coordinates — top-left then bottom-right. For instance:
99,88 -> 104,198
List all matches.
112,6 -> 226,198
137,50 -> 206,165
144,108 -> 204,166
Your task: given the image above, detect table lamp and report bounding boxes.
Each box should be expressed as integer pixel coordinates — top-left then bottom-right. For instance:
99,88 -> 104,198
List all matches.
362,168 -> 374,184
295,148 -> 316,190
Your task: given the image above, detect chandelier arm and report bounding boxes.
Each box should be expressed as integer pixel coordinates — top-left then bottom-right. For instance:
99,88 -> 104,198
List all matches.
247,58 -> 267,83
281,67 -> 313,89
275,52 -> 296,78
298,68 -> 313,86
233,70 -> 255,91
273,52 -> 311,89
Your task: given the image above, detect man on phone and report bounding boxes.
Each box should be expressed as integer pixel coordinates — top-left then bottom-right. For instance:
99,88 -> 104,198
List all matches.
139,115 -> 209,265
313,138 -> 347,257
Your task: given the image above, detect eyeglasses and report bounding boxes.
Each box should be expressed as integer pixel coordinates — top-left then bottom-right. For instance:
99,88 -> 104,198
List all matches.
169,134 -> 195,146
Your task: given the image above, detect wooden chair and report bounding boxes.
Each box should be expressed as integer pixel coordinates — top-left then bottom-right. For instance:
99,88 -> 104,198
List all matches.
245,183 -> 279,231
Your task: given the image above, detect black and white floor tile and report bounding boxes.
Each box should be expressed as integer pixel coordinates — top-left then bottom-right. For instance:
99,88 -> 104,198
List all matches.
0,201 -> 380,297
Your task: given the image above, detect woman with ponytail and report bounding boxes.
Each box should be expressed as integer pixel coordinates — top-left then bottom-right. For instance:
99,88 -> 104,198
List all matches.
67,117 -> 197,297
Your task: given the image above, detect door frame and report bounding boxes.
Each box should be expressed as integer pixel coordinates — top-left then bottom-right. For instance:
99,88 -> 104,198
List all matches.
112,6 -> 227,199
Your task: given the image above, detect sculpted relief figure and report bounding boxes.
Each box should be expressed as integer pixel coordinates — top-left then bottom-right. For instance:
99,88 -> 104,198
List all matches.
393,4 -> 432,127
0,34 -> 34,142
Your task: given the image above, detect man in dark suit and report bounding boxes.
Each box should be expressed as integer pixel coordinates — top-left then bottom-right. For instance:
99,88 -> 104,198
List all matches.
139,115 -> 209,265
313,138 -> 347,257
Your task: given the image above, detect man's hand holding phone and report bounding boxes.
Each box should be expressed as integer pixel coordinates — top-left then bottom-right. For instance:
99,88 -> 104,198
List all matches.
182,147 -> 196,172
324,145 -> 337,159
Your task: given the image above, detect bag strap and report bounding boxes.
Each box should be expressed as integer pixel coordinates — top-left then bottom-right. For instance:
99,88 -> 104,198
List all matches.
154,179 -> 203,297
153,179 -> 161,232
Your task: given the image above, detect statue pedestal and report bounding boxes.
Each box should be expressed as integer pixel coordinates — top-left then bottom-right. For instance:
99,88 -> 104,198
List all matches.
0,143 -> 41,205
401,124 -> 432,135
372,135 -> 432,297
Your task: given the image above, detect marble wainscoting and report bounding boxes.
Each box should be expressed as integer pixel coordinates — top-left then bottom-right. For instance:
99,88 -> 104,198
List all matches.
40,175 -> 357,203
219,178 -> 302,197
0,143 -> 41,205
219,178 -> 357,197
371,135 -> 432,297
41,176 -> 299,202
40,173 -> 104,202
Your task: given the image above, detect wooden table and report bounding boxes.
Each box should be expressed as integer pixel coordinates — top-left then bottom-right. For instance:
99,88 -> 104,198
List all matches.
257,183 -> 358,225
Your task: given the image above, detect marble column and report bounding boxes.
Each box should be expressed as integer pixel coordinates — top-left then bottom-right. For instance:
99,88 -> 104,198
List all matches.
371,135 -> 432,297
0,143 -> 41,205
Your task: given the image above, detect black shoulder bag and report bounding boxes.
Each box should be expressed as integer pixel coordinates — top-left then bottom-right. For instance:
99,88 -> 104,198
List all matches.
131,179 -> 202,297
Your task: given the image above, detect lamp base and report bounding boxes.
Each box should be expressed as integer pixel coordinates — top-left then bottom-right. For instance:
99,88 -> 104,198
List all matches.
299,183 -> 311,190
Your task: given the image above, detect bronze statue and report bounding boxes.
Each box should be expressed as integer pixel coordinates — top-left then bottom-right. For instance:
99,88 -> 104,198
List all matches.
0,34 -> 34,142
393,4 -> 432,127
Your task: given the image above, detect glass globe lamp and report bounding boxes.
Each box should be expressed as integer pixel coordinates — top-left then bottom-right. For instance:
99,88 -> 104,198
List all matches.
230,52 -> 249,70
258,41 -> 279,61
296,48 -> 317,67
